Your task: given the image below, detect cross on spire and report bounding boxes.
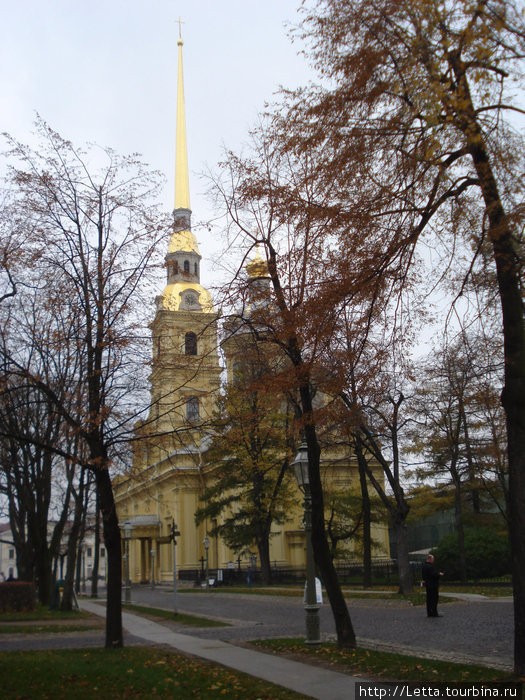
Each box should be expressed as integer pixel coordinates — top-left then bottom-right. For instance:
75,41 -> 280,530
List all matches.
176,16 -> 185,39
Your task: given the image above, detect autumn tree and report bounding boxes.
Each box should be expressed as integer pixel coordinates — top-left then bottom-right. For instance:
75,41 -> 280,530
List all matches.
410,331 -> 507,579
342,381 -> 416,592
213,126 -> 377,647
0,373 -> 77,605
0,190 -> 25,304
195,339 -> 295,584
324,480 -> 387,564
327,297 -> 420,593
0,119 -> 167,647
260,0 -> 525,672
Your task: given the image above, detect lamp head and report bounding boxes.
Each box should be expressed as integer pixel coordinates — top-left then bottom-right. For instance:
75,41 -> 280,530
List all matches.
292,442 -> 309,492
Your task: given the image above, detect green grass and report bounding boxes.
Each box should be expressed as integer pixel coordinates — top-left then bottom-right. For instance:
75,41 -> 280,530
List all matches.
0,605 -> 101,635
180,586 -> 303,597
122,602 -> 229,627
180,586 -> 458,606
252,639 -> 516,684
0,604 -> 89,622
181,582 -> 511,602
0,647 -> 307,699
0,623 -> 101,634
443,585 -> 513,597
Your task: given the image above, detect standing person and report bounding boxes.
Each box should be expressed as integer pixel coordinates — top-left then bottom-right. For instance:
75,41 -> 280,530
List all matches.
422,554 -> 444,617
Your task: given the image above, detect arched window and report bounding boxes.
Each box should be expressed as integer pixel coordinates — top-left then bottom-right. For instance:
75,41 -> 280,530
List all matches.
184,260 -> 190,273
194,262 -> 198,275
185,332 -> 197,356
186,396 -> 199,422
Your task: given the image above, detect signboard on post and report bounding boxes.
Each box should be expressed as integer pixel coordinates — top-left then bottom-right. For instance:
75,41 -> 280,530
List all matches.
304,577 -> 323,604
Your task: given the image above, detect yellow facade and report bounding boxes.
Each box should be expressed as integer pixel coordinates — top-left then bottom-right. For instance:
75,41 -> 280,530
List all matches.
113,34 -> 390,584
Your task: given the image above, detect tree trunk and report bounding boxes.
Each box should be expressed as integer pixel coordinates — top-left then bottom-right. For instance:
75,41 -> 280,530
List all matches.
448,59 -> 525,674
35,548 -> 52,607
355,433 -> 412,594
392,513 -> 412,594
355,437 -> 372,588
303,415 -> 356,648
61,470 -> 87,611
475,166 -> 525,670
95,467 -> 123,648
461,408 -> 481,515
61,546 -> 78,612
91,493 -> 101,598
452,470 -> 467,582
257,535 -> 272,585
14,544 -> 33,583
268,251 -> 355,646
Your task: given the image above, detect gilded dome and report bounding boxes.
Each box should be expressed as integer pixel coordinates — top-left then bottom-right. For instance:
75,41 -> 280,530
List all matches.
158,282 -> 214,312
245,248 -> 269,278
168,230 -> 201,255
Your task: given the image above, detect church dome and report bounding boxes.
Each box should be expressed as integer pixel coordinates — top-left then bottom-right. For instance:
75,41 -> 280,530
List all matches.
157,282 -> 214,313
168,229 -> 201,255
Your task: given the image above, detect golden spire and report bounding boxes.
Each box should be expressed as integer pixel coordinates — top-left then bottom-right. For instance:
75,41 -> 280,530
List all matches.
169,19 -> 199,255
175,20 -> 190,212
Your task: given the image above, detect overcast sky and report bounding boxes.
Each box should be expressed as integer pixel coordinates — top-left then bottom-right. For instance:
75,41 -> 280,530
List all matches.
1,0 -> 313,284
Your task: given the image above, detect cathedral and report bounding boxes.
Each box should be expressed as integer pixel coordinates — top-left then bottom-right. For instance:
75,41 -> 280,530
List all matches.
113,35 -> 389,584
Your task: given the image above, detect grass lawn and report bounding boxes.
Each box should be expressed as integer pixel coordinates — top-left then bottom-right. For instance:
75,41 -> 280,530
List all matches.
0,605 -> 101,634
0,602 -> 227,634
122,602 -> 228,627
0,623 -> 101,634
180,586 -> 456,606
0,647 -> 307,699
0,604 -> 90,621
180,583 -> 512,603
251,639 -> 517,684
443,585 -> 513,597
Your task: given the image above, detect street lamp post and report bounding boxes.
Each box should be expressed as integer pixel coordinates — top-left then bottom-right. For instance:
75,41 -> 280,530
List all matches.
203,536 -> 210,590
292,441 -> 321,645
170,519 -> 181,613
122,521 -> 133,603
150,547 -> 156,589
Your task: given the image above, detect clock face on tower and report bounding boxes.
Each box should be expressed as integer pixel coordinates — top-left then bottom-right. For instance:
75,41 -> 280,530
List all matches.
181,291 -> 201,310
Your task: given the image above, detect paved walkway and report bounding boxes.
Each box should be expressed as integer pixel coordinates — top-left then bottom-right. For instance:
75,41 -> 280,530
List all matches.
80,599 -> 369,700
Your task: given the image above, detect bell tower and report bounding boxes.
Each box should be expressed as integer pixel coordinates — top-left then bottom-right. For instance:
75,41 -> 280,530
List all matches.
144,29 -> 221,461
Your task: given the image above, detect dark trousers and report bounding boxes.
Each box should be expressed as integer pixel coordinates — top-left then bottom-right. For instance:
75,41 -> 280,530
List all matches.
426,585 -> 439,616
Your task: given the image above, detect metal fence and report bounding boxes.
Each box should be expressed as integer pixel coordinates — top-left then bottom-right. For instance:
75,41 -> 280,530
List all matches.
177,560 -> 511,587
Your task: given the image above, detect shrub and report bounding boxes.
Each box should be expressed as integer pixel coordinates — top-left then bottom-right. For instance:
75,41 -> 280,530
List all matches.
432,527 -> 510,580
0,582 -> 36,613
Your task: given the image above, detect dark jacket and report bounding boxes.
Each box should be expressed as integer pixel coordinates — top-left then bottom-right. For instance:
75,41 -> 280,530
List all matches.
422,561 -> 441,590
